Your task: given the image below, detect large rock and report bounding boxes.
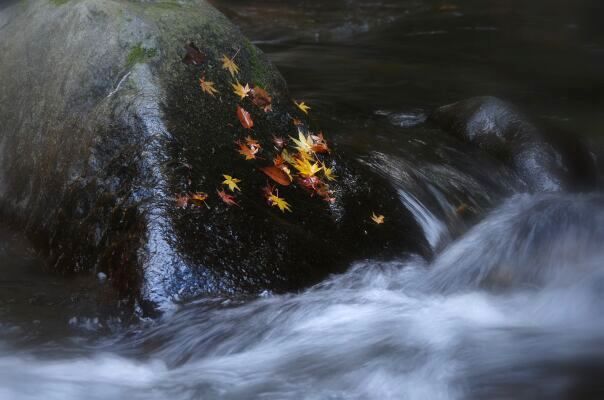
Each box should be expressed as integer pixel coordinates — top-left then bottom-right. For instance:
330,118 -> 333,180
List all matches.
0,0 -> 428,310
429,96 -> 598,192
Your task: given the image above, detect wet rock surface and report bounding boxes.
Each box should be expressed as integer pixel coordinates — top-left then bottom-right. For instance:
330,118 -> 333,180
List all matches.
0,0 -> 428,309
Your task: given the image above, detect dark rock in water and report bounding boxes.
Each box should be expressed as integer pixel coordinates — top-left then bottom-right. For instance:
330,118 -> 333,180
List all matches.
0,0 -> 429,310
428,193 -> 604,293
429,96 -> 598,192
537,121 -> 601,191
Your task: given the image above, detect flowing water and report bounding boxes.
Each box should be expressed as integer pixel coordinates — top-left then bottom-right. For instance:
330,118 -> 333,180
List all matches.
1,1 -> 604,399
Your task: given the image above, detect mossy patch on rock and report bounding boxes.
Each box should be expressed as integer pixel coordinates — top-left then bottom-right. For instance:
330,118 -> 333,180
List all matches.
126,43 -> 157,68
150,2 -> 183,11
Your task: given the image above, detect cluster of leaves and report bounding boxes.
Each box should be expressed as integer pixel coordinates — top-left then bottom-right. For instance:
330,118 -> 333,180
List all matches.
176,41 -> 385,224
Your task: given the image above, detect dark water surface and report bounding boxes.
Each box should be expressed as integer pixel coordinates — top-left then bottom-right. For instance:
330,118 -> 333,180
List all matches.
213,0 -> 604,136
1,1 -> 604,399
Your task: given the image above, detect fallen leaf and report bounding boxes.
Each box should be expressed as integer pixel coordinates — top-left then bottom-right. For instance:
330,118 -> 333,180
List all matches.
221,53 -> 240,77
322,164 -> 337,181
245,135 -> 261,150
294,100 -> 311,114
251,86 -> 272,112
272,154 -> 293,181
237,105 -> 254,129
371,212 -> 385,224
199,76 -> 219,97
297,175 -> 336,203
297,175 -> 322,194
236,141 -> 257,160
290,131 -> 313,155
260,165 -> 292,186
272,135 -> 286,149
280,149 -> 297,165
293,157 -> 322,178
280,165 -> 293,182
268,194 -> 292,212
190,192 -> 210,208
262,183 -> 276,198
312,143 -> 329,154
315,184 -> 336,203
263,185 -> 292,212
183,42 -> 204,65
217,189 -> 239,207
292,118 -> 303,126
273,154 -> 285,166
311,132 -> 330,154
222,174 -> 242,192
232,81 -> 251,100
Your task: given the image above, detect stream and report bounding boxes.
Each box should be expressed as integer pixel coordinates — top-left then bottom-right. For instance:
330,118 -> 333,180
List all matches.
1,0 -> 604,399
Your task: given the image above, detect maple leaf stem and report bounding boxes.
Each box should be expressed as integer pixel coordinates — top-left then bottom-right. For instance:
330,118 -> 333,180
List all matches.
232,48 -> 241,60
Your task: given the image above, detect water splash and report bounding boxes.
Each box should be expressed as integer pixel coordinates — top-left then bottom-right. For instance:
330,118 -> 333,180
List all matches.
1,193 -> 604,399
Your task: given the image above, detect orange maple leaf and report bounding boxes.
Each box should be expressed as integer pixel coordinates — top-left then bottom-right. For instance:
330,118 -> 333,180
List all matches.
251,86 -> 272,112
260,165 -> 292,186
189,192 -> 210,208
236,141 -> 258,160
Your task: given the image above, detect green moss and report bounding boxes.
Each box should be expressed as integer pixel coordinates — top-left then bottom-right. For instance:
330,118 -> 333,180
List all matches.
142,0 -> 192,19
152,2 -> 182,10
50,0 -> 70,5
126,43 -> 157,68
243,40 -> 270,88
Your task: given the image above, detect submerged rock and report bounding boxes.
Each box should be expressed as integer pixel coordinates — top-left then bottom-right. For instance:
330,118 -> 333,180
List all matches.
429,96 -> 598,192
427,193 -> 604,293
0,0 -> 428,309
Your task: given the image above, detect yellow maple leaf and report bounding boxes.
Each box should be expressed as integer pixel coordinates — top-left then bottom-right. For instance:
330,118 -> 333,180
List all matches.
294,100 -> 311,114
231,81 -> 251,100
293,157 -> 322,178
221,54 -> 240,77
268,193 -> 292,213
222,174 -> 242,192
290,131 -> 313,155
199,77 -> 219,97
280,149 -> 297,165
322,164 -> 337,181
371,212 -> 385,224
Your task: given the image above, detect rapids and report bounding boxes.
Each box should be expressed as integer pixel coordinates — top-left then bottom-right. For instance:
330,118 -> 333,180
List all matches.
1,193 -> 604,399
